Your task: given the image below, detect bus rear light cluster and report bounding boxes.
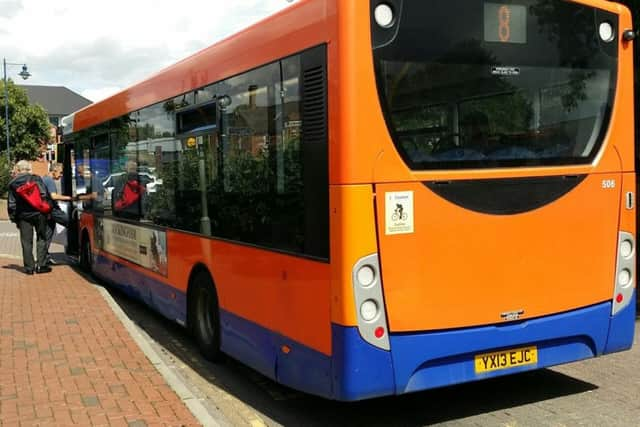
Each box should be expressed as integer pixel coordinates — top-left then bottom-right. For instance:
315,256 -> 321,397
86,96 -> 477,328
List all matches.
612,232 -> 635,315
357,265 -> 376,287
360,299 -> 379,321
353,254 -> 390,350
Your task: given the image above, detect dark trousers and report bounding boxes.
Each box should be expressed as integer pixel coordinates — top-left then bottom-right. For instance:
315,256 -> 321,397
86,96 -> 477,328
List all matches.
45,219 -> 55,261
17,216 -> 48,270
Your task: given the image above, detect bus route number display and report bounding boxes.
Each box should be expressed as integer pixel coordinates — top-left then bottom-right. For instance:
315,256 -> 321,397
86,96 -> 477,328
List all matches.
484,3 -> 527,44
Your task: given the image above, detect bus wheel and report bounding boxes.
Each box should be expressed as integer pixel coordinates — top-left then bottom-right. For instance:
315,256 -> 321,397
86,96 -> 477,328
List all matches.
191,271 -> 223,362
80,233 -> 92,274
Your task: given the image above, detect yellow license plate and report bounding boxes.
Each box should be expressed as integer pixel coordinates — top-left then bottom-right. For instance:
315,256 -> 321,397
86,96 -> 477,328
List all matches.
474,346 -> 538,373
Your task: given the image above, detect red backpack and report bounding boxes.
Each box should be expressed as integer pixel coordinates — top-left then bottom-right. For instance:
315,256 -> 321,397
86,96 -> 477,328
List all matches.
114,179 -> 144,210
15,177 -> 52,214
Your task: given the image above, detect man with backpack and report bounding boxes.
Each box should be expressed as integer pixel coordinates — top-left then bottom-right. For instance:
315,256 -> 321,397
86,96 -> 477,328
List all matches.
7,160 -> 53,274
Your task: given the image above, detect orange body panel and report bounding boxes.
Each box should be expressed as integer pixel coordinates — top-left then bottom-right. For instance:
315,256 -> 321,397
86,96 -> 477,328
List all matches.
86,226 -> 332,355
618,173 -> 636,233
329,185 -> 378,326
377,175 -> 621,331
329,0 -> 635,331
170,234 -> 331,355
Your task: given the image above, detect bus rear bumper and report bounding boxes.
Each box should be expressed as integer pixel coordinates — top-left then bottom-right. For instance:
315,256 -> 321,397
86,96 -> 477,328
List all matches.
392,296 -> 635,395
332,294 -> 635,400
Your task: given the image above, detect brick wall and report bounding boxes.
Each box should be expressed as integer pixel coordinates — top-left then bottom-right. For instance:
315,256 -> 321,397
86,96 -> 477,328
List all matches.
31,159 -> 49,176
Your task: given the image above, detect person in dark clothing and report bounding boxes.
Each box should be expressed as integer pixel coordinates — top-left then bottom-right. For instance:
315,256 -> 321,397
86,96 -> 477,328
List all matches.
42,164 -> 72,265
7,160 -> 52,274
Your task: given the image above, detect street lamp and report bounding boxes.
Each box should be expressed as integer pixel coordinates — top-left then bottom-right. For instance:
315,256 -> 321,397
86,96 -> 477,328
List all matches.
3,58 -> 31,163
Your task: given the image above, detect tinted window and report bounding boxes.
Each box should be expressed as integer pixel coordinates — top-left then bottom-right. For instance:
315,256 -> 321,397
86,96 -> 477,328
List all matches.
109,115 -> 141,219
207,57 -> 312,255
372,0 -> 618,169
90,132 -> 109,214
70,47 -> 328,260
74,125 -> 109,212
177,102 -> 217,134
133,106 -> 176,224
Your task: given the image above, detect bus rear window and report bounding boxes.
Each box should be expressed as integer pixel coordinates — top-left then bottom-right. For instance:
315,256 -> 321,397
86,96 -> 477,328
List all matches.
372,0 -> 618,169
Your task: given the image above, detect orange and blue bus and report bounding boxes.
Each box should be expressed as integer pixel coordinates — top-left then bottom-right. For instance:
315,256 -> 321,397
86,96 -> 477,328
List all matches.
61,0 -> 636,400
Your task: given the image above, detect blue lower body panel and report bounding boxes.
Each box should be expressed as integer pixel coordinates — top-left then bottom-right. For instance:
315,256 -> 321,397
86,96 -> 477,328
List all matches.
91,253 -> 636,401
331,325 -> 396,400
604,291 -> 636,354
332,295 -> 635,400
219,310 -> 332,398
93,253 -> 333,397
390,303 -> 611,394
93,254 -> 188,326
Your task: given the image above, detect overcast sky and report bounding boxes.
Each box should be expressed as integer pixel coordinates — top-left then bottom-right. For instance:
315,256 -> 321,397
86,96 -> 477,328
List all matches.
0,0 -> 295,103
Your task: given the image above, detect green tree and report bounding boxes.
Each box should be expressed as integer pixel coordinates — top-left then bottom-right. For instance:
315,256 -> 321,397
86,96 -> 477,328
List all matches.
0,155 -> 11,198
0,79 -> 51,161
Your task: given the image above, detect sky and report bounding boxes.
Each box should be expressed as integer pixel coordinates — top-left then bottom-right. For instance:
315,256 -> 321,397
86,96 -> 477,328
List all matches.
0,0 -> 296,103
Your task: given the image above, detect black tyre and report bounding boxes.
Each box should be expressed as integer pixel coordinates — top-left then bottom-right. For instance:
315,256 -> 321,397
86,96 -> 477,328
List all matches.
190,271 -> 223,362
80,233 -> 92,274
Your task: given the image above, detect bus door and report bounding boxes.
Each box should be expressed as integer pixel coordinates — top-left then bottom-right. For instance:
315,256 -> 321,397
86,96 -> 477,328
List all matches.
61,143 -> 79,256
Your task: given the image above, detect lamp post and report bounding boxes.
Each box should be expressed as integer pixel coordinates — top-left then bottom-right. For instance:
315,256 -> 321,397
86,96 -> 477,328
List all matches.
3,58 -> 31,163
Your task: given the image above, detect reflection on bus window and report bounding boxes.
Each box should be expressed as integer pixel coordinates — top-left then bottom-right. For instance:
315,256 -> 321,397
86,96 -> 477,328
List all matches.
375,0 -> 616,169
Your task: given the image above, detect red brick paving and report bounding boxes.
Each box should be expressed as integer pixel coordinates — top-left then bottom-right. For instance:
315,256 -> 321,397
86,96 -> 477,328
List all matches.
0,258 -> 201,426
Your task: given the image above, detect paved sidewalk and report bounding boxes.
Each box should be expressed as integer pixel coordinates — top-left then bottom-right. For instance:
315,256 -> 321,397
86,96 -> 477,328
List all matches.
0,221 -> 202,426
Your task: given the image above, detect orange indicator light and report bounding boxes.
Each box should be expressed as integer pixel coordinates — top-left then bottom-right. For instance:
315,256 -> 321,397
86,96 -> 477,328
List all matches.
498,6 -> 511,42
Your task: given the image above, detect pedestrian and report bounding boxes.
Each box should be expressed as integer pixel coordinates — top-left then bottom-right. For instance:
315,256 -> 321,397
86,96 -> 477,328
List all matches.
42,163 -> 72,265
7,160 -> 52,274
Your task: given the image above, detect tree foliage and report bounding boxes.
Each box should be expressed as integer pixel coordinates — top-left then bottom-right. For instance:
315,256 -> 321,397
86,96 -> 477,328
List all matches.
0,80 -> 51,162
0,155 -> 11,198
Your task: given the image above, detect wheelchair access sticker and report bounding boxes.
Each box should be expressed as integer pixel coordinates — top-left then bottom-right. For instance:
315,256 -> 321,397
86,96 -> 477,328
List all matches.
385,191 -> 414,235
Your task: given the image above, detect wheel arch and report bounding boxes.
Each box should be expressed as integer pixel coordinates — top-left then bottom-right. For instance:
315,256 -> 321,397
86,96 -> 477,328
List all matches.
186,263 -> 218,331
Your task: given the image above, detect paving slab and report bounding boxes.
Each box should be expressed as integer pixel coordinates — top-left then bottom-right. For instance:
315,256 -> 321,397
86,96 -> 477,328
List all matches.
0,254 -> 203,426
